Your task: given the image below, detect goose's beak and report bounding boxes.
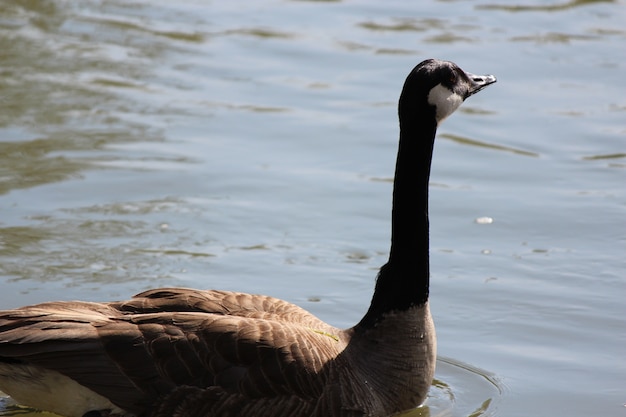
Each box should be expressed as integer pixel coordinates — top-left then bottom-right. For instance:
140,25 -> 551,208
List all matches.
465,72 -> 497,97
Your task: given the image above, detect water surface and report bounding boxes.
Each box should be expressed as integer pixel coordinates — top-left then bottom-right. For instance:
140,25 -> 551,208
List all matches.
0,1 -> 624,416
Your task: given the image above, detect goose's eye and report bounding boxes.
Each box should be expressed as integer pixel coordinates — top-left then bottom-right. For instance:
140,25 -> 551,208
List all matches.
449,74 -> 457,84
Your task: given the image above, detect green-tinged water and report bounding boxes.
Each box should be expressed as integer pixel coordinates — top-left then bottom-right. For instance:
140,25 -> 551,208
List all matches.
0,1 -> 624,416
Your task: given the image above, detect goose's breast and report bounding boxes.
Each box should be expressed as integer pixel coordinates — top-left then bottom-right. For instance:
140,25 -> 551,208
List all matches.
0,362 -> 129,417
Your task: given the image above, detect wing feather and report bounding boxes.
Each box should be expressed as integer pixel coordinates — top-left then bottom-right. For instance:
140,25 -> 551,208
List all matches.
0,288 -> 344,415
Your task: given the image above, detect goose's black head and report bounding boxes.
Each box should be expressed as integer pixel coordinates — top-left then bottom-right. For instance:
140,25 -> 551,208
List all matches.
400,59 -> 497,125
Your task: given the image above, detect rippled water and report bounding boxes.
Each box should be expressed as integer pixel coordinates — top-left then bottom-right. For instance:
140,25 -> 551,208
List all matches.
0,1 -> 624,416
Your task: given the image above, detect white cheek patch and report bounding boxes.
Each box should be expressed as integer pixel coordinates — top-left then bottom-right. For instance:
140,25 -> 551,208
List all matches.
427,83 -> 464,123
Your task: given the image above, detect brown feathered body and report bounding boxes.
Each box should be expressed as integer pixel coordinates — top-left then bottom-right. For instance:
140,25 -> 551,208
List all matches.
0,288 -> 435,417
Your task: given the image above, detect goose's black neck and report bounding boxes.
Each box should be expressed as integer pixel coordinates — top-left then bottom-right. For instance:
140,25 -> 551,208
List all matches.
356,77 -> 437,330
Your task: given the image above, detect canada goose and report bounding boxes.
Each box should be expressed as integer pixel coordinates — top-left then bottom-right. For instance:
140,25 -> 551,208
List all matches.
0,59 -> 496,417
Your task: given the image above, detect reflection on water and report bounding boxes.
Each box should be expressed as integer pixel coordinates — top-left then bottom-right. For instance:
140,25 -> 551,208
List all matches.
0,0 -> 192,291
477,0 -> 614,12
0,131 -> 150,195
0,356 -> 503,417
439,134 -> 539,158
0,198 -> 199,289
0,1 -> 170,197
